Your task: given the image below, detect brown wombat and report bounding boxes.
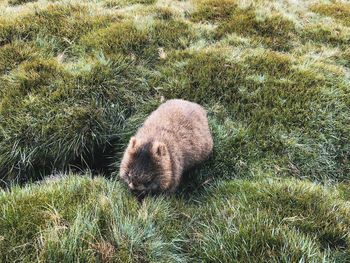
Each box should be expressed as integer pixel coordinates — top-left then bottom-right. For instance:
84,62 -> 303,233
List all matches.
119,99 -> 213,194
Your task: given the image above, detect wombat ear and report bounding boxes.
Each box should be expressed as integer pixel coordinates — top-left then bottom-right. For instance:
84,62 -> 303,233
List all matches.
129,137 -> 138,150
153,141 -> 167,157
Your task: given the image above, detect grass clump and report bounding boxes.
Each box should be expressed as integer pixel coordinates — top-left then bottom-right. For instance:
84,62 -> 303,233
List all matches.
302,23 -> 350,47
160,50 -> 245,105
190,1 -> 296,51
188,177 -> 350,262
340,48 -> 350,67
8,0 -> 37,6
81,19 -> 195,62
311,2 -> 350,26
105,0 -> 156,8
81,21 -> 153,58
217,10 -> 296,51
0,4 -> 117,54
191,0 -> 238,22
152,20 -> 195,49
0,176 -> 186,262
0,56 -> 153,183
0,41 -> 38,75
1,175 -> 349,261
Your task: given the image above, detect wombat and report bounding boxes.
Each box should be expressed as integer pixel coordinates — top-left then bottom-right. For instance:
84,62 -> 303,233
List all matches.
119,99 -> 213,194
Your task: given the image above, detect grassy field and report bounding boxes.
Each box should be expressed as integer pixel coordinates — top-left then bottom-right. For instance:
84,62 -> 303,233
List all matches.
0,0 -> 349,261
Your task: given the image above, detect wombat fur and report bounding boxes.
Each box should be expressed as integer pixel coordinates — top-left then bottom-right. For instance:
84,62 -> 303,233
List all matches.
119,99 -> 213,194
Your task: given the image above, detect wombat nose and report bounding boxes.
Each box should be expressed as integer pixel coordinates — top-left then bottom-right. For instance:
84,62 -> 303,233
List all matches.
129,182 -> 135,189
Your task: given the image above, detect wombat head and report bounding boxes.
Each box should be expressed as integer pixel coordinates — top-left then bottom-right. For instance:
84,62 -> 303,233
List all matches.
119,137 -> 173,194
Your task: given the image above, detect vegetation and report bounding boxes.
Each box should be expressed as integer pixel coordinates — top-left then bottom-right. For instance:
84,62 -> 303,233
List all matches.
8,0 -> 36,6
1,175 -> 349,262
0,0 -> 349,261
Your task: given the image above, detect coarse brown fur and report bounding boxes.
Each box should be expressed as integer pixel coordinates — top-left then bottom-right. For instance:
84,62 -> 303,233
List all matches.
119,99 -> 213,194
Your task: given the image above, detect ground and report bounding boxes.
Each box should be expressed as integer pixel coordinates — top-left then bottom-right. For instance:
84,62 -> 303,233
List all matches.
0,0 -> 349,262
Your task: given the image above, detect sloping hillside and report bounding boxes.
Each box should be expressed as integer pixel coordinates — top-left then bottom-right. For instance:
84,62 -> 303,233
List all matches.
0,0 -> 349,261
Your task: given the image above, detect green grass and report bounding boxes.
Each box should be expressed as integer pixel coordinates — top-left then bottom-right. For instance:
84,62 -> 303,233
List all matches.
311,2 -> 350,26
8,0 -> 37,6
0,0 -> 349,261
1,175 -> 349,262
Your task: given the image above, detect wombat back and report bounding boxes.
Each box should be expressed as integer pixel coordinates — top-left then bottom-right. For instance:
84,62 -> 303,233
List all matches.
119,99 -> 213,194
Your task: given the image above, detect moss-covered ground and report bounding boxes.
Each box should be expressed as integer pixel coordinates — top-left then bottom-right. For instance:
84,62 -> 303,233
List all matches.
0,0 -> 349,261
